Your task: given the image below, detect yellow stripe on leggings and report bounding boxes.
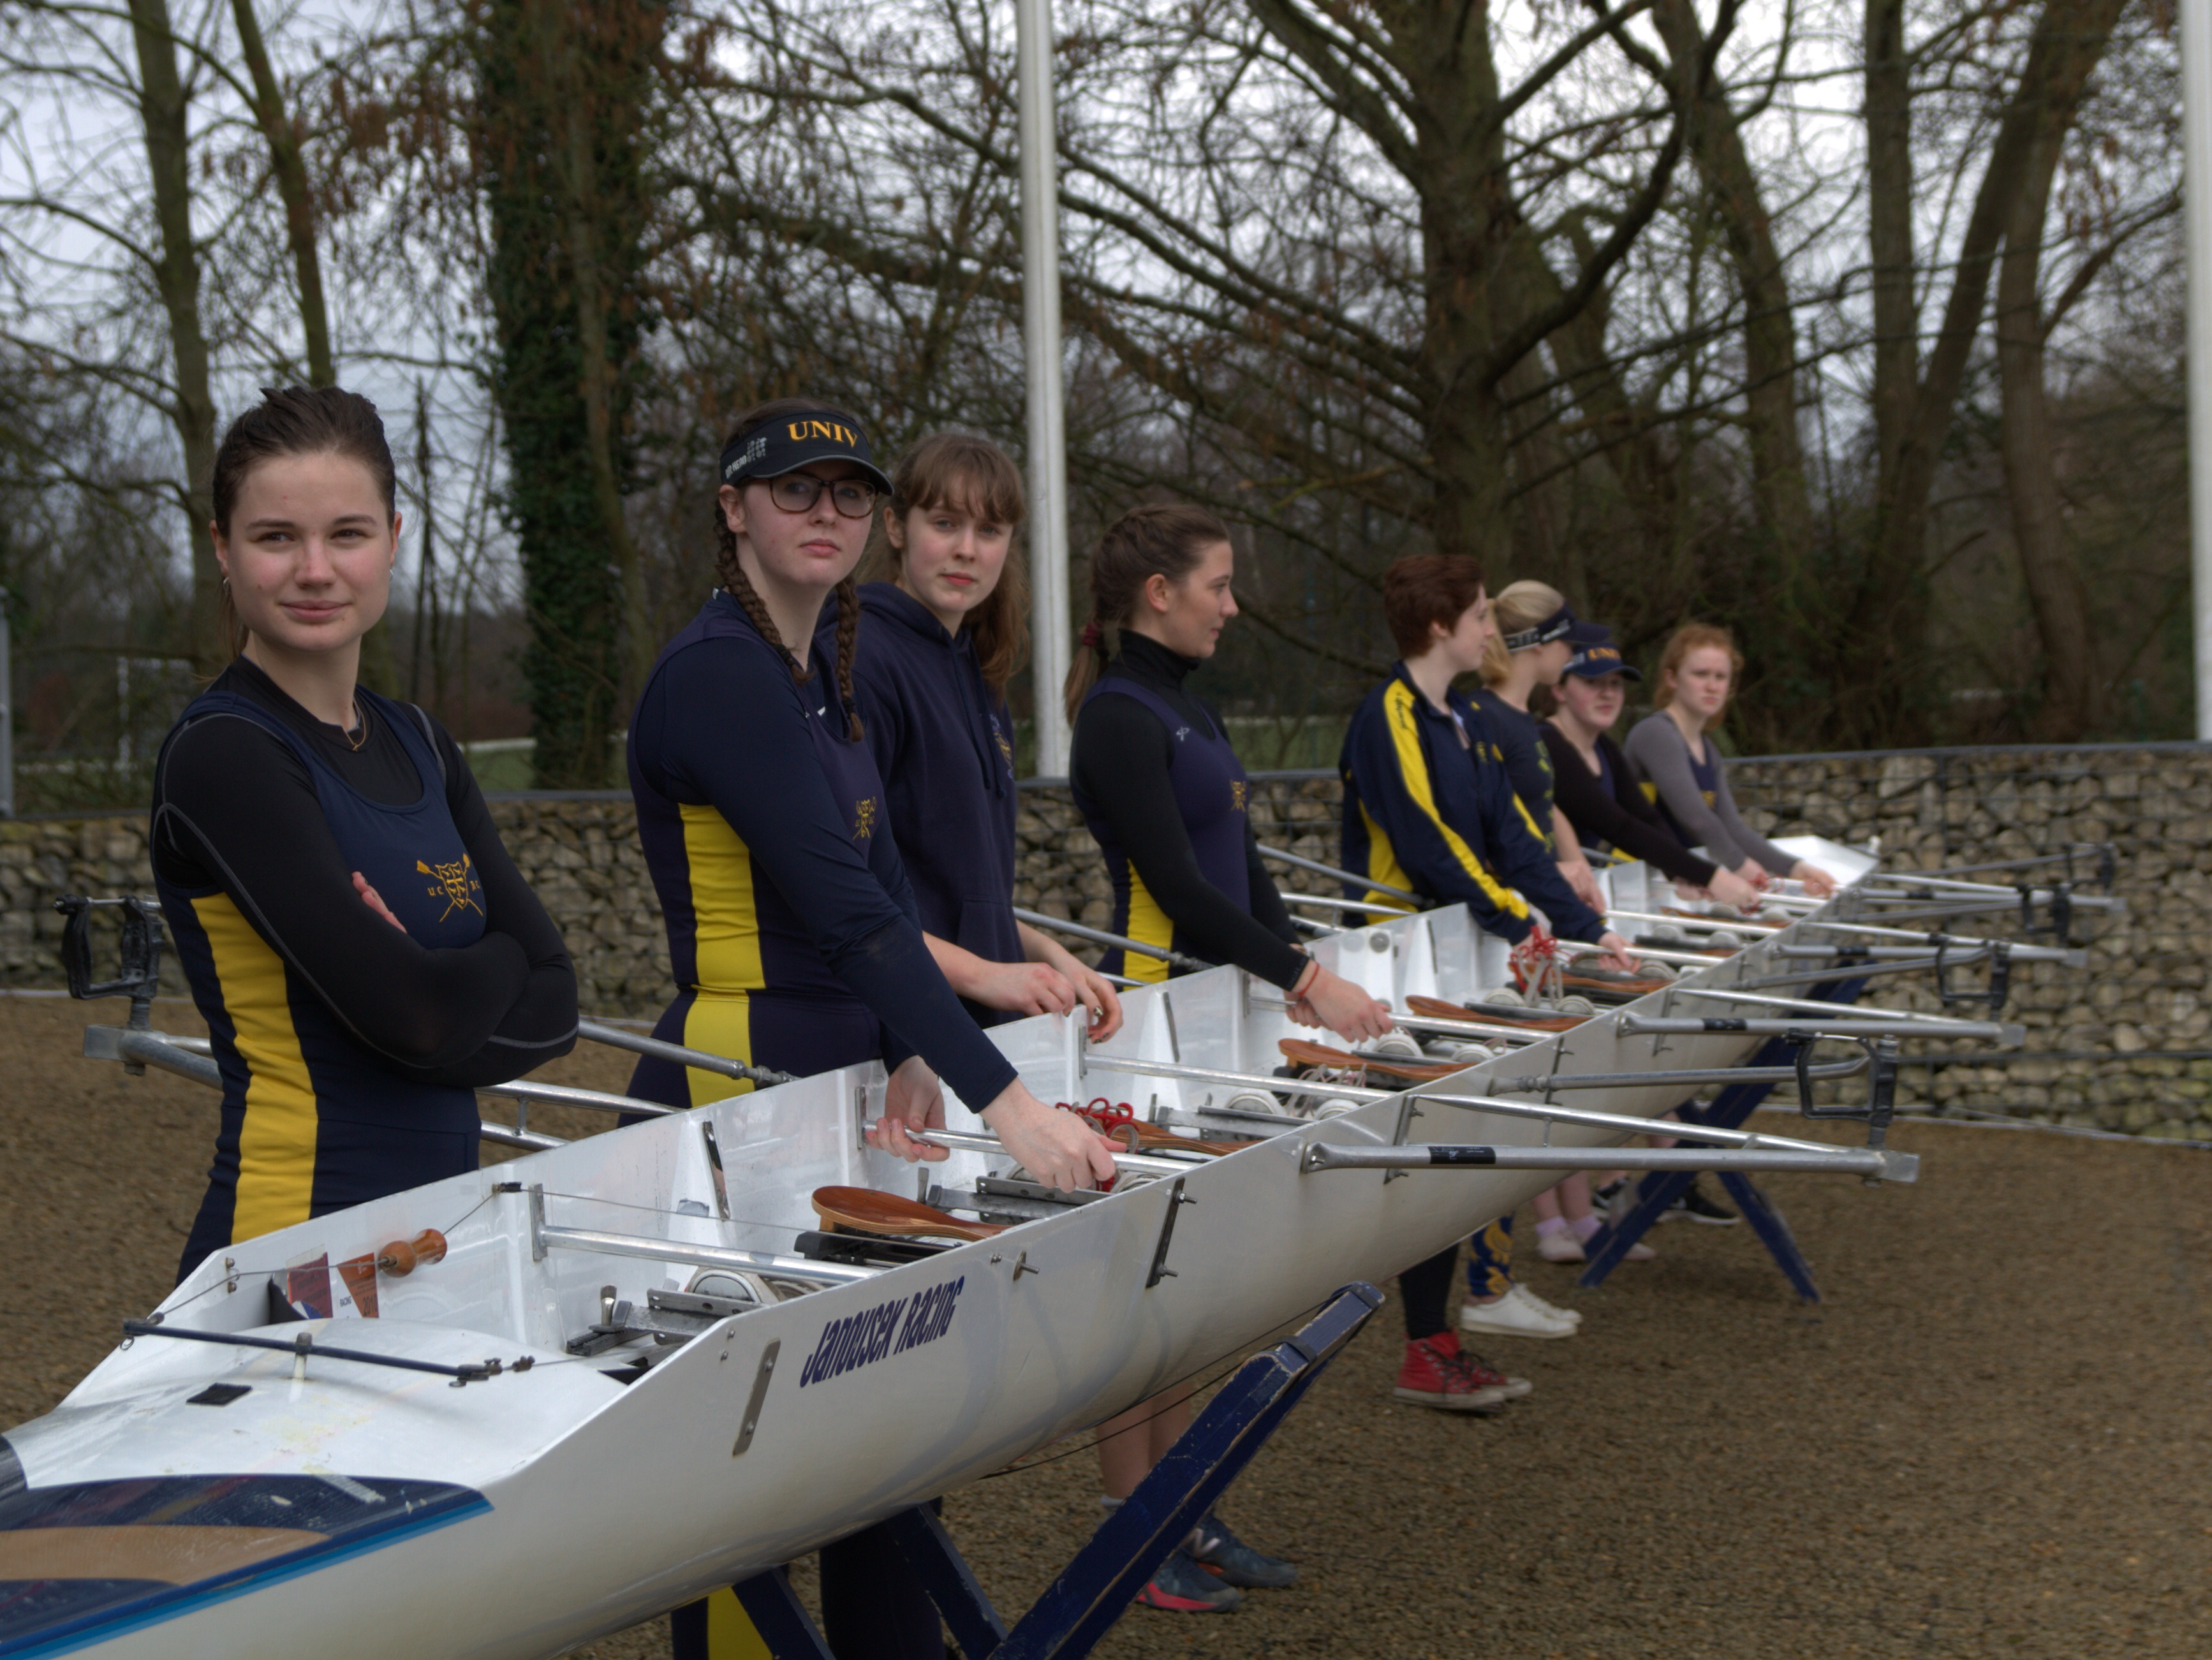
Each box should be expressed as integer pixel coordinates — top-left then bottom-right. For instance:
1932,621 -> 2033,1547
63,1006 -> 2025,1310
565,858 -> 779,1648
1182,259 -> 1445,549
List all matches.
193,892 -> 320,1243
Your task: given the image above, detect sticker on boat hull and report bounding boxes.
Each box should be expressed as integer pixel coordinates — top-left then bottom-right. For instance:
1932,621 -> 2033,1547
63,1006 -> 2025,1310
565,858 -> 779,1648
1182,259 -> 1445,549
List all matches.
799,1277 -> 966,1388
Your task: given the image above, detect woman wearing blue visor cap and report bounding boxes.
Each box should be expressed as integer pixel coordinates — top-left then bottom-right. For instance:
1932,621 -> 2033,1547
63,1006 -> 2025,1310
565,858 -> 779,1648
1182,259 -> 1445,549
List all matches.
1540,628 -> 1762,913
1471,581 -> 1606,911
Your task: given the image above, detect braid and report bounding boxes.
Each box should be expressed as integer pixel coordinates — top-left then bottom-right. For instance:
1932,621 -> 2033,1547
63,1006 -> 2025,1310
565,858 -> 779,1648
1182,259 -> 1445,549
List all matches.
832,573 -> 865,741
711,501 -> 804,684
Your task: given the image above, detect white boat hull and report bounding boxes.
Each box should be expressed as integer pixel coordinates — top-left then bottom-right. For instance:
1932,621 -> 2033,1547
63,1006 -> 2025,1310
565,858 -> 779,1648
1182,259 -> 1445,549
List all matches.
1,842 -> 1894,1658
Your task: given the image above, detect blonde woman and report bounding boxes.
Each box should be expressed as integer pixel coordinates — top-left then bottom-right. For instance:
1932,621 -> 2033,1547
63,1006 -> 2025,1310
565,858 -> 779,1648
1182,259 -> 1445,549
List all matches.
1473,581 -> 1605,910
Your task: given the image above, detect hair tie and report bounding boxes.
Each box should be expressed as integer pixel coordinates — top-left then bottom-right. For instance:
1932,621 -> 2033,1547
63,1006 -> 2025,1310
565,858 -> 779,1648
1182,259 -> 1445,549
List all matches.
1081,620 -> 1103,649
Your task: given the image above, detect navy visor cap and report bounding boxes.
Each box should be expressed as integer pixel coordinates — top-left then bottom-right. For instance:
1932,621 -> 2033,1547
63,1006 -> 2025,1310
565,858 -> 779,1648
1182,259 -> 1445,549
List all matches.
1503,604 -> 1579,652
1562,625 -> 1642,682
719,408 -> 894,496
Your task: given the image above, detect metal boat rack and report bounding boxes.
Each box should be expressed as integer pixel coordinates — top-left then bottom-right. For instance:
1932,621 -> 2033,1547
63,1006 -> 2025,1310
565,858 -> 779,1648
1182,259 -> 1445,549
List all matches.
723,1282 -> 1381,1660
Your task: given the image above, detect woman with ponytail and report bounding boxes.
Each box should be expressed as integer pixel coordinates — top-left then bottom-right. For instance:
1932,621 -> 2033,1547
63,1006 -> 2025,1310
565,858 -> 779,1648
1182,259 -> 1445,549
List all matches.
1065,505 -> 1390,1036
1059,504 -> 1387,1613
626,400 -> 1114,1660
843,432 -> 1123,1039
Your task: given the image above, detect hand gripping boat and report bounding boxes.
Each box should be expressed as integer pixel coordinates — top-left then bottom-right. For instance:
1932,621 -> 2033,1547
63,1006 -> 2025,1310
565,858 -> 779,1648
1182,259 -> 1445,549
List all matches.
0,839 -> 2086,1659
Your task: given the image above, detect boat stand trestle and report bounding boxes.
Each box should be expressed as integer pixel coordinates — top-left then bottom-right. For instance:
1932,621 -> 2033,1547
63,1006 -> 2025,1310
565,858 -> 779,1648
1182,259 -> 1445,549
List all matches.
728,1283 -> 1382,1660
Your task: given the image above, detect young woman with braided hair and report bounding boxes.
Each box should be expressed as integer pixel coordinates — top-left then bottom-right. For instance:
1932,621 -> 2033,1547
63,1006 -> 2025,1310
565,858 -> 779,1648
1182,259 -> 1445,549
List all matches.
625,399 -> 1114,1660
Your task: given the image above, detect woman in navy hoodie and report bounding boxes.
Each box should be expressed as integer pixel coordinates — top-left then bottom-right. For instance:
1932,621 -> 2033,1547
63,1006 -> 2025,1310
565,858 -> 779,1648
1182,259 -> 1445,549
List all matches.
844,432 -> 1123,1037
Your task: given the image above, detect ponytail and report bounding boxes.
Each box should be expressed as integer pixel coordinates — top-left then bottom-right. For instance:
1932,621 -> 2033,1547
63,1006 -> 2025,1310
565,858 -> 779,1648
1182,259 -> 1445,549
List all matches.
1062,503 -> 1231,722
1063,615 -> 1109,722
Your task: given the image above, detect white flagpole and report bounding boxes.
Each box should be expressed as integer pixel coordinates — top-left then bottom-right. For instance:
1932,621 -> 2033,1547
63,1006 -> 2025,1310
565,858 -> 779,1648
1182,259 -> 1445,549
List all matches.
1017,0 -> 1072,775
2186,0 -> 2212,737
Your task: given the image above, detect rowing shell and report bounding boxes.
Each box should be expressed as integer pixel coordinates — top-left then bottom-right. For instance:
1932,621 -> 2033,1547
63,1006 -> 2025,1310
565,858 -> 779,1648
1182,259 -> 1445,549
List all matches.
1,837 -> 1946,1659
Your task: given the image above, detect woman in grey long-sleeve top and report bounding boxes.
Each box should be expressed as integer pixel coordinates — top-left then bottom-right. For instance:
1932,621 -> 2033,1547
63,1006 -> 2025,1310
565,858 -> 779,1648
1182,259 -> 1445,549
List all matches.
1623,623 -> 1838,896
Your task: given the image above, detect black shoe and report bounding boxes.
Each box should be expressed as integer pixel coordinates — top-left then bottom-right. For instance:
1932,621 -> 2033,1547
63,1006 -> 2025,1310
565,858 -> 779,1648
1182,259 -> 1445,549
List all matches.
1667,1178 -> 1739,1226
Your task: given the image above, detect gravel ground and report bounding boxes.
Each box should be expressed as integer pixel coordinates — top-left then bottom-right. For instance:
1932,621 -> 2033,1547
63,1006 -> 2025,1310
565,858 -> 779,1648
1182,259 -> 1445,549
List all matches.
4,993 -> 2209,1658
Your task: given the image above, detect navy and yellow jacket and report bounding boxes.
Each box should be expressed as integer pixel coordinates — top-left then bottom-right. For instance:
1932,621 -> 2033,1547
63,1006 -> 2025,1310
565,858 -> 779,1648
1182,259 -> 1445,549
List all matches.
628,591 -> 1018,1110
1338,663 -> 1606,943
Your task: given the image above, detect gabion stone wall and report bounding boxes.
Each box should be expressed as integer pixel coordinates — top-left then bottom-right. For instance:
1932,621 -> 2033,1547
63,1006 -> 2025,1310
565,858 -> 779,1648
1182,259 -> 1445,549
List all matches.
5,746 -> 2206,1136
1725,747 -> 2211,1136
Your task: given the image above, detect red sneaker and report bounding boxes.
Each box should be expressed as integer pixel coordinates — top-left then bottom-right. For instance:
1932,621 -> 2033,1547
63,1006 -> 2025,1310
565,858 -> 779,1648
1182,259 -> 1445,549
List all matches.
1453,1341 -> 1533,1400
1392,1333 -> 1507,1413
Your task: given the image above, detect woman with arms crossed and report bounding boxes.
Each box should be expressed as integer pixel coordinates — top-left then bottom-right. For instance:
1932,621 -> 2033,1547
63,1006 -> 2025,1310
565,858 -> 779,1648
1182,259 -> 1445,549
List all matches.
1066,504 -> 1385,1612
843,432 -> 1121,1040
1623,624 -> 1837,899
154,386 -> 577,1286
626,400 -> 1114,1660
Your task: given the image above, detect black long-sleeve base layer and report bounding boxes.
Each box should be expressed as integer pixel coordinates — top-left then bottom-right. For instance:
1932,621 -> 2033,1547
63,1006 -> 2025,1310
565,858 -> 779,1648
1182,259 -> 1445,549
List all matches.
151,657 -> 577,1085
1539,724 -> 1720,889
1068,633 -> 1306,988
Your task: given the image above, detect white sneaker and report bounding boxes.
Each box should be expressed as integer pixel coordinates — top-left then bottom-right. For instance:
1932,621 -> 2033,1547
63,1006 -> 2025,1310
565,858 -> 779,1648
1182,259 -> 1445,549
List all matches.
1536,1229 -> 1586,1263
1459,1283 -> 1577,1339
1512,1283 -> 1583,1326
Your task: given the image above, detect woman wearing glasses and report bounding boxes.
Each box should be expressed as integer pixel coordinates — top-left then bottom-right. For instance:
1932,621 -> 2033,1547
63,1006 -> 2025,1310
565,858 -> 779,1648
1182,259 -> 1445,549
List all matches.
625,399 -> 1114,1660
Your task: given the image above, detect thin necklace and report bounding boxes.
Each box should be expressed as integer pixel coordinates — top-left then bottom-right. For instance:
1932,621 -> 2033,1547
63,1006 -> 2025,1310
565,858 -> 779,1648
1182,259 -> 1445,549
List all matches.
344,700 -> 369,751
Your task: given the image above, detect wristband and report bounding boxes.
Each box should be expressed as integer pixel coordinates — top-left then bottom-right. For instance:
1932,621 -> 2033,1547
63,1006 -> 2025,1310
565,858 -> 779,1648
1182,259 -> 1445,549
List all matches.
1290,955 -> 1320,999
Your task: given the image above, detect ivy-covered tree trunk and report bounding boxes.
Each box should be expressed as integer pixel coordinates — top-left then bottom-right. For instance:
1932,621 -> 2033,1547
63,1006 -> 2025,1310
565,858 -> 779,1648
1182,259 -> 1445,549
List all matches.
476,0 -> 658,788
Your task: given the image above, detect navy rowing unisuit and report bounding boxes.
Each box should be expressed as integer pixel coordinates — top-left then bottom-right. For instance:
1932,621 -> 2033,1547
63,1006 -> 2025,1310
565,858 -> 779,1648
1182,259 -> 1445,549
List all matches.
1068,633 -> 1305,987
625,591 -> 1019,1111
152,659 -> 577,1283
839,582 -> 1022,1024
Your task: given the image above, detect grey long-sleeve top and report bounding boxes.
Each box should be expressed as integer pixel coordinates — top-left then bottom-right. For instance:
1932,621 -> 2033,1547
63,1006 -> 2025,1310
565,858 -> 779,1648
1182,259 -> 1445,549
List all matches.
1621,712 -> 1797,878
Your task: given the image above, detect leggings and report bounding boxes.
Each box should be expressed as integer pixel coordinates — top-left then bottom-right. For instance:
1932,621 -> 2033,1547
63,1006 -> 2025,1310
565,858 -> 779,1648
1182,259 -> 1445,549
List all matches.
1400,1245 -> 1459,1340
1400,1211 -> 1515,1342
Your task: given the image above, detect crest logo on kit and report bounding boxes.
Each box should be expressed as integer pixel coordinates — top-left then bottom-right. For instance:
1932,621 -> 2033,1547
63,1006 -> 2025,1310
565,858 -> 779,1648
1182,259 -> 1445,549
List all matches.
1173,725 -> 1190,744
853,797 -> 878,841
416,855 -> 483,922
1230,780 -> 1246,813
